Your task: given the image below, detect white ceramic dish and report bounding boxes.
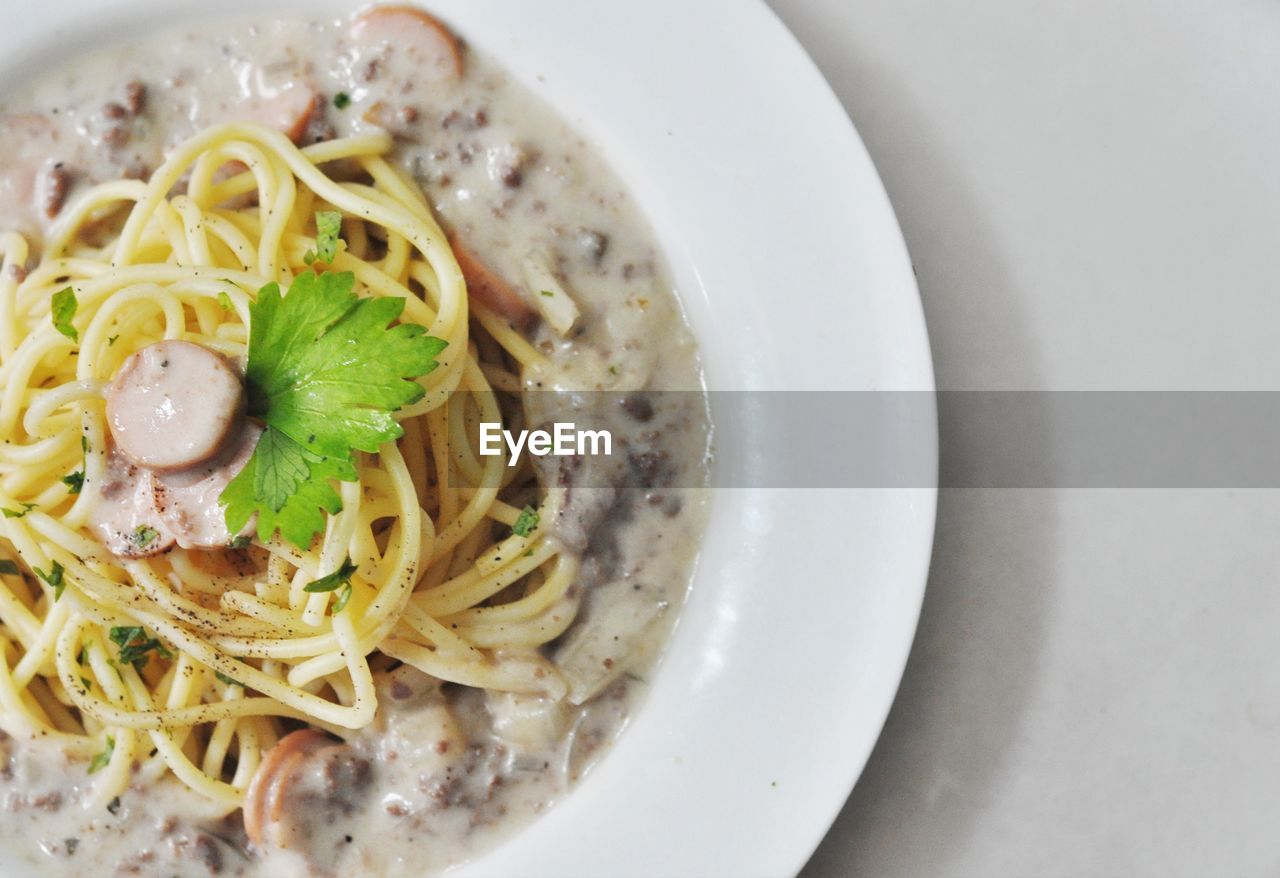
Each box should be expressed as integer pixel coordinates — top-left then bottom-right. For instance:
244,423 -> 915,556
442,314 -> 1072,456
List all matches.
0,1 -> 936,875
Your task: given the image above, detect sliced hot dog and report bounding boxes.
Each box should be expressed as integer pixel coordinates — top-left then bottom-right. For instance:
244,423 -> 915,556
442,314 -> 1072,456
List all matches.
243,729 -> 331,848
90,446 -> 176,559
448,232 -> 538,331
352,5 -> 464,82
106,340 -> 245,472
152,420 -> 261,550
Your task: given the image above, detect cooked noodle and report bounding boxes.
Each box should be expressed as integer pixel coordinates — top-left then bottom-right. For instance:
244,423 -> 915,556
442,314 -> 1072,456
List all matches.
0,122 -> 578,811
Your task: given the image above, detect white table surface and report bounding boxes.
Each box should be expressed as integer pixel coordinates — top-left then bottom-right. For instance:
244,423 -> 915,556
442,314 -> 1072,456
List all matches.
769,1 -> 1280,876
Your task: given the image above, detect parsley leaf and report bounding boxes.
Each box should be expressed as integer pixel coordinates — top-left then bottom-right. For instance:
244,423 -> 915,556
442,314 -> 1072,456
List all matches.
222,429 -> 351,549
214,670 -> 243,687
34,560 -> 64,600
217,291 -> 233,310
221,271 -> 446,548
331,582 -> 354,614
304,211 -> 343,265
333,92 -> 352,110
51,288 -> 78,342
246,272 -> 446,457
108,626 -> 172,670
512,506 -> 540,537
87,736 -> 114,774
303,557 -> 358,593
132,526 -> 159,550
2,503 -> 35,519
62,471 -> 84,494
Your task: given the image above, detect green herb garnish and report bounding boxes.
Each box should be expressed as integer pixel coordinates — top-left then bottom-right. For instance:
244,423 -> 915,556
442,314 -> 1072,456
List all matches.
540,289 -> 555,298
108,626 -> 172,670
214,670 -> 242,687
51,287 -> 78,342
80,677 -> 93,692
107,335 -> 119,347
217,291 -> 233,311
333,92 -> 352,110
3,503 -> 36,519
220,271 -> 446,549
87,736 -> 114,774
512,506 -> 540,537
133,525 -> 159,550
34,560 -> 64,600
227,534 -> 251,550
331,582 -> 354,614
304,210 -> 344,265
303,557 -> 357,594
62,471 -> 84,494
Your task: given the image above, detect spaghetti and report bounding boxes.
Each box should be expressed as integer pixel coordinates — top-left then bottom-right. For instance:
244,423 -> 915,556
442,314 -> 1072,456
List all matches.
0,122 -> 579,812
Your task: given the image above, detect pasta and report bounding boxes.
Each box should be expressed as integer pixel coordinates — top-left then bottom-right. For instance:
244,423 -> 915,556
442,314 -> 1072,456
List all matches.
0,122 -> 579,812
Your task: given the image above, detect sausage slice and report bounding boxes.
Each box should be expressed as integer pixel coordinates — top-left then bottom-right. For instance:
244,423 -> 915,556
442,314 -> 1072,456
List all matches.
106,341 -> 244,472
153,420 -> 261,550
449,233 -> 538,330
244,729 -> 372,853
352,6 -> 464,82
89,446 -> 176,559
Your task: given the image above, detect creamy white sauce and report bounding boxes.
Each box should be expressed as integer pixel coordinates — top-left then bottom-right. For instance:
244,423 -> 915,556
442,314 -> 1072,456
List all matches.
0,10 -> 708,877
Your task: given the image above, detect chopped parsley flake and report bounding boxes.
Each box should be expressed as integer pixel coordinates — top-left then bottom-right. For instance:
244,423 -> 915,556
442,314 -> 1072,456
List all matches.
512,506 -> 540,537
34,560 -> 64,600
303,557 -> 358,594
304,210 -> 344,265
108,626 -> 172,670
133,525 -> 159,549
51,287 -> 78,342
62,471 -> 84,494
87,736 -> 114,774
217,291 -> 233,310
3,502 -> 35,519
214,670 -> 243,687
331,582 -> 354,614
333,92 -> 352,109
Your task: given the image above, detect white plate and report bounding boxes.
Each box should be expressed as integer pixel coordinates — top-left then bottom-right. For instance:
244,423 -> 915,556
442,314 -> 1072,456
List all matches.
0,1 -> 936,876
